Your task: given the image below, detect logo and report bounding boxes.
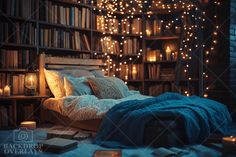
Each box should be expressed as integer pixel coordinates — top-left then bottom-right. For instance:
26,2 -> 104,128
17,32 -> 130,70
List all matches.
13,128 -> 33,143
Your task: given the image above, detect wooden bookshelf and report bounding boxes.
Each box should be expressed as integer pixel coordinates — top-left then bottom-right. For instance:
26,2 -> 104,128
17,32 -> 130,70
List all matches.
0,0 -> 201,98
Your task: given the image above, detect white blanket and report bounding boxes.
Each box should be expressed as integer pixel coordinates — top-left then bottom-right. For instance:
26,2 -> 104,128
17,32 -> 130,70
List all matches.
43,93 -> 150,121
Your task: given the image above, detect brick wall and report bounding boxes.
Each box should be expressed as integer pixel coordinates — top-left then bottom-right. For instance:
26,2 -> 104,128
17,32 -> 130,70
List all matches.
230,0 -> 236,105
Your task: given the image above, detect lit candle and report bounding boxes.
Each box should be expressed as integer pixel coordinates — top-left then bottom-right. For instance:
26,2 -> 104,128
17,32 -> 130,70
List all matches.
3,85 -> 11,96
146,29 -> 151,36
125,75 -> 128,80
132,66 -> 137,80
160,54 -> 163,61
166,46 -> 172,61
29,76 -> 34,88
20,121 -> 36,129
0,88 -> 3,96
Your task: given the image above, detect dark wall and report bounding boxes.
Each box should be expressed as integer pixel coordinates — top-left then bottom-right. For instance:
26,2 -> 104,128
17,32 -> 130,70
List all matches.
230,0 -> 236,116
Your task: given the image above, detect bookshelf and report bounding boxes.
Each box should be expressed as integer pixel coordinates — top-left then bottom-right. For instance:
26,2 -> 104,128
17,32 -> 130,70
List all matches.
0,0 -> 201,97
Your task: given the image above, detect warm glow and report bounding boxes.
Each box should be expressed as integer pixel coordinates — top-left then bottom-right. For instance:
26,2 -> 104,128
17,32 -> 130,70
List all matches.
166,46 -> 172,61
3,85 -> 11,96
20,121 -> 36,129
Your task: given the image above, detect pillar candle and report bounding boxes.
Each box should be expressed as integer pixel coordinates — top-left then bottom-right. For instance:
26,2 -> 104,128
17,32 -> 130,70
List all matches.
3,85 -> 11,96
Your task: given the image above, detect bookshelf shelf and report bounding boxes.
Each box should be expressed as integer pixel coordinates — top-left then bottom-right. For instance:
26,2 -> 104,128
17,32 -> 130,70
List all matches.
0,43 -> 37,49
0,14 -> 37,23
144,79 -> 175,83
144,61 -> 177,64
0,69 -> 29,72
52,0 -> 92,8
39,47 -> 91,54
38,21 -> 91,32
144,36 -> 179,40
125,80 -> 143,83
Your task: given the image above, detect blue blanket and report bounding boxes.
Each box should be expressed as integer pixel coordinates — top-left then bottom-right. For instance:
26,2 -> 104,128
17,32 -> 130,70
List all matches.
94,93 -> 232,148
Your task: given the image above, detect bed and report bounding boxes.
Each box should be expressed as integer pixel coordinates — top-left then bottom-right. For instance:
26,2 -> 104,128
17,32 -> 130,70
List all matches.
39,54 -> 150,131
39,54 -> 232,147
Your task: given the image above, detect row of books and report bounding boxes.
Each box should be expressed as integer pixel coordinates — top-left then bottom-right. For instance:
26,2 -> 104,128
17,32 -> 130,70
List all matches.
94,15 -> 119,34
0,0 -> 37,19
147,64 -> 160,79
121,18 -> 142,35
120,64 -> 143,80
0,73 -> 26,95
40,1 -> 91,29
94,36 -> 120,54
148,84 -> 175,96
0,50 -> 34,69
0,22 -> 36,45
123,38 -> 141,55
39,28 -> 90,50
146,19 -> 162,36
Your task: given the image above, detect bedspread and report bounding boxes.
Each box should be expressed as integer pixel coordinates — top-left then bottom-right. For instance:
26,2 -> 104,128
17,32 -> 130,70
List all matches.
94,92 -> 232,148
43,92 -> 150,120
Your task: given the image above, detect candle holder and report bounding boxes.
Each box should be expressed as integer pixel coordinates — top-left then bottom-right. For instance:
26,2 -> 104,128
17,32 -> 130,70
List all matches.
25,73 -> 38,96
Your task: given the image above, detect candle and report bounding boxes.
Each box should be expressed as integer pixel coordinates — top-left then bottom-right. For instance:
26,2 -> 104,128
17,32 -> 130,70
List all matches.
0,88 -> 3,96
222,136 -> 236,154
146,29 -> 151,36
132,66 -> 137,80
20,121 -> 36,129
160,54 -> 163,61
125,75 -> 128,80
29,76 -> 34,88
3,85 -> 11,96
166,46 -> 172,61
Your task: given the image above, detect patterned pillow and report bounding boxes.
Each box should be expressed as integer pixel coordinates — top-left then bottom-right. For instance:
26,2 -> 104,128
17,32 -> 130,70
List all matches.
107,77 -> 130,97
64,76 -> 93,96
88,77 -> 124,99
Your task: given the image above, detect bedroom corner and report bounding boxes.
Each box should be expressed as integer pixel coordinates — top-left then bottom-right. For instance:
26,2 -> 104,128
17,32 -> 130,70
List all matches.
0,0 -> 236,157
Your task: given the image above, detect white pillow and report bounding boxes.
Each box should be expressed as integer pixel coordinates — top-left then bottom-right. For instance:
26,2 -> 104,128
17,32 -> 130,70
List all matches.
64,76 -> 94,96
44,69 -> 65,98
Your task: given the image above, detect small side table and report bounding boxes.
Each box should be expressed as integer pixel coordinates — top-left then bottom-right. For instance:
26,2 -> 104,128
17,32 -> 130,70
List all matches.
0,95 -> 48,129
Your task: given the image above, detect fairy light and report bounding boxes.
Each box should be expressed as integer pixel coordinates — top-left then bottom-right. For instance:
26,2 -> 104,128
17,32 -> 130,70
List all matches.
94,0 -> 217,96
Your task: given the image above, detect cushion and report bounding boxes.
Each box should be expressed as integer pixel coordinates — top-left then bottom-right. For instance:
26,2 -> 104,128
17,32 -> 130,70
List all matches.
44,69 -> 65,98
64,76 -> 93,96
108,77 -> 130,97
91,70 -> 105,77
87,77 -> 129,99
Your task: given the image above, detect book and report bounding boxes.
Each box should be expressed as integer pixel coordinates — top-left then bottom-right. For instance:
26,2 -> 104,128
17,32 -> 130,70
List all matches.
47,125 -> 78,139
39,137 -> 78,153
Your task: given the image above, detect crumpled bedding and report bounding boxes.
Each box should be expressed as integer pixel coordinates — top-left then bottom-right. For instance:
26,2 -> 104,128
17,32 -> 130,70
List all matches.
43,92 -> 150,121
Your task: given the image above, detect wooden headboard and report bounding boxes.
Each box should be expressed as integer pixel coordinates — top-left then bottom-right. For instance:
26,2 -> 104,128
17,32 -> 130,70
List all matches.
39,53 -> 104,95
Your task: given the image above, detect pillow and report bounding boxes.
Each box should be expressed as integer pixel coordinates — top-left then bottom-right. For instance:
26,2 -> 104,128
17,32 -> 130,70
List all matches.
64,76 -> 93,96
44,69 -> 65,98
91,70 -> 105,77
87,77 -> 129,99
107,77 -> 130,97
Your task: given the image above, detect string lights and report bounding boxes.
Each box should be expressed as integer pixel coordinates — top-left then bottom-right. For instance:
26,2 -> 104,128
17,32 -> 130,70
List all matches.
91,0 -> 217,96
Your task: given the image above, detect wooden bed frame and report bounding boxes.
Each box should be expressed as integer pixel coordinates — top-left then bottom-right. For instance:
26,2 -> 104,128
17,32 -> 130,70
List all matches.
39,53 -> 104,131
